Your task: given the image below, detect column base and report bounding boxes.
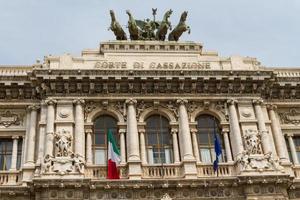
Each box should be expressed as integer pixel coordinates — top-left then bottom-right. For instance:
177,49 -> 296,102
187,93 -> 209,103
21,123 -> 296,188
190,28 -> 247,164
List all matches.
128,160 -> 142,180
22,165 -> 35,183
182,160 -> 197,179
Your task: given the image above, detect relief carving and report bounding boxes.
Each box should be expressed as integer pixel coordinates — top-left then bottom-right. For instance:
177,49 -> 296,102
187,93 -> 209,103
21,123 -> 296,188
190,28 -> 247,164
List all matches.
58,109 -> 70,118
241,108 -> 252,118
42,129 -> 84,175
279,108 -> 300,125
237,129 -> 283,172
0,110 -> 22,127
84,101 -> 97,121
243,129 -> 261,155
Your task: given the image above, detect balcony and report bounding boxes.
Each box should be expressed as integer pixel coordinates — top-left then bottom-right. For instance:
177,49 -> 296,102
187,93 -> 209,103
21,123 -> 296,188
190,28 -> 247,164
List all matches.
85,165 -> 128,179
142,164 -> 182,179
0,171 -> 22,185
196,163 -> 235,178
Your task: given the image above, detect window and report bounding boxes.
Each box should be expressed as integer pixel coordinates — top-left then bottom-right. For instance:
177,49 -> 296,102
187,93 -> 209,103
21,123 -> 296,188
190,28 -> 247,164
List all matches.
0,139 -> 12,170
286,136 -> 300,163
196,114 -> 225,163
145,114 -> 173,164
93,115 -> 118,165
0,138 -> 22,170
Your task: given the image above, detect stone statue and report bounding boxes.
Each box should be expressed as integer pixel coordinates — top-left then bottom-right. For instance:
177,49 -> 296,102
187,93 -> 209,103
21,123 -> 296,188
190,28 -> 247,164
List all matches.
126,10 -> 141,40
168,11 -> 191,41
109,10 -> 127,40
156,9 -> 173,41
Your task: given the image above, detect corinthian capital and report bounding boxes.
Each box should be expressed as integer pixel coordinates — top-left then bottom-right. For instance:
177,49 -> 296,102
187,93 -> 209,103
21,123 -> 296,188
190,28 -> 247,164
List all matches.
45,98 -> 57,105
125,98 -> 137,105
253,98 -> 264,105
73,98 -> 85,105
28,104 -> 40,111
266,104 -> 277,111
226,99 -> 237,105
176,99 -> 188,105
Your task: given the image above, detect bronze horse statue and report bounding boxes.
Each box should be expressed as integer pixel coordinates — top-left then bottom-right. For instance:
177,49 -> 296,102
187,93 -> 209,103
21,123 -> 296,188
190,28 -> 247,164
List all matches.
126,10 -> 141,40
168,11 -> 191,41
108,10 -> 127,40
156,9 -> 173,41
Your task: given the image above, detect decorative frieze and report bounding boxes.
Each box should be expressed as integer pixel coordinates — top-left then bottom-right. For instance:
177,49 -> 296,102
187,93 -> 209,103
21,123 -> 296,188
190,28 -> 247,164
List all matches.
279,108 -> 300,125
0,110 -> 22,127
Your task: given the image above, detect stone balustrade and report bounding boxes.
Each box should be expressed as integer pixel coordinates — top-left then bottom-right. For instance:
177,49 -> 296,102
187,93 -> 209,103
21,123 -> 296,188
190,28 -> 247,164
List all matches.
142,164 -> 182,179
85,165 -> 128,179
0,171 -> 21,185
196,163 -> 235,177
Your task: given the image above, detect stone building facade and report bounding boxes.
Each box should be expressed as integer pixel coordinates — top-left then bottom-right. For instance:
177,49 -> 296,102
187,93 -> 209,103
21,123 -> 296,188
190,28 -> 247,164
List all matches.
0,40 -> 300,199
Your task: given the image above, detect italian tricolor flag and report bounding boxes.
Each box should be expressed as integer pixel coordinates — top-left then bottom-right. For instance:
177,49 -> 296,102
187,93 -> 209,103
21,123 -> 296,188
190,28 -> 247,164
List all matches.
107,130 -> 121,179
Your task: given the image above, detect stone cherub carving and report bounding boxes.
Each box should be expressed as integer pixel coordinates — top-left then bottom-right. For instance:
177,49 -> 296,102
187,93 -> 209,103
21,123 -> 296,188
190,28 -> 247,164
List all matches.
243,129 -> 261,155
54,129 -> 73,157
41,129 -> 85,175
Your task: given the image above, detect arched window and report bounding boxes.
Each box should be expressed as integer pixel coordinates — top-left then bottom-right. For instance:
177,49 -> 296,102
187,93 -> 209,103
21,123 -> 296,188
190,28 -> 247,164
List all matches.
93,115 -> 118,165
145,114 -> 173,164
196,114 -> 225,163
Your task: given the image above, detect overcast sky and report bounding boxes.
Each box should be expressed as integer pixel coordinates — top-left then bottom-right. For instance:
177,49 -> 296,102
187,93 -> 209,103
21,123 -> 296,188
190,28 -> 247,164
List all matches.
0,0 -> 299,67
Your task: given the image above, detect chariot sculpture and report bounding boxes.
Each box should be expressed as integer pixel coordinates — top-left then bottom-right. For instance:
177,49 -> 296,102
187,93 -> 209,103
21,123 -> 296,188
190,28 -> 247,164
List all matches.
108,9 -> 191,41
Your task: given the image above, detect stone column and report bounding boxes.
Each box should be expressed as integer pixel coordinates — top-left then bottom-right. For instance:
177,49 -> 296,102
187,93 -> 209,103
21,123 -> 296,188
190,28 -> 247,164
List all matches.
227,99 -> 244,159
222,130 -> 233,162
119,129 -> 126,165
267,104 -> 290,163
171,128 -> 180,164
85,129 -> 93,165
176,99 -> 195,161
25,105 -> 39,165
125,99 -> 141,179
36,102 -> 47,166
22,108 -> 31,166
21,135 -> 25,166
139,129 -> 147,164
287,134 -> 299,164
190,128 -> 200,163
253,99 -> 272,155
44,99 -> 56,157
10,136 -> 19,170
73,99 -> 85,158
176,99 -> 197,178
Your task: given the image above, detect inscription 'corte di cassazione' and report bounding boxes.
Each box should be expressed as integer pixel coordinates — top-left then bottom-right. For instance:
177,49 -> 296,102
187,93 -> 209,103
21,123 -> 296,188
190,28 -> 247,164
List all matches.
94,61 -> 210,70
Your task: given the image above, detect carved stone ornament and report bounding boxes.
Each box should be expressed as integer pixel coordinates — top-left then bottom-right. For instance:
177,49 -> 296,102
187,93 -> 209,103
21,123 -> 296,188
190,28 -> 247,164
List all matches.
136,100 -> 152,119
241,108 -> 252,118
161,193 -> 172,200
0,110 -> 21,127
279,108 -> 300,125
84,101 -> 97,121
58,109 -> 70,118
42,129 -> 84,175
243,129 -> 262,155
55,129 -> 73,157
161,101 -> 178,118
237,129 -> 283,172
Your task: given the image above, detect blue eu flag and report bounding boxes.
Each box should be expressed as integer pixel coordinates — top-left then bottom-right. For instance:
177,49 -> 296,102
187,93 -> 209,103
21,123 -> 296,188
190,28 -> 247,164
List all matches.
213,132 -> 222,173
